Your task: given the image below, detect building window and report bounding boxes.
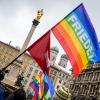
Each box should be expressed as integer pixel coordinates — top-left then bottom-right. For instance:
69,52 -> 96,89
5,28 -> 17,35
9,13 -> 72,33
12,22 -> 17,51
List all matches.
24,80 -> 28,84
35,69 -> 38,73
63,74 -> 65,78
50,69 -> 53,74
8,50 -> 12,55
6,58 -> 11,62
59,80 -> 62,83
59,72 -> 62,77
0,53 -> 1,56
66,76 -> 68,80
58,62 -> 61,65
29,67 -> 33,72
27,73 -> 31,78
51,57 -> 55,61
0,62 -> 3,67
1,55 -> 5,60
5,49 -> 9,54
32,76 -> 35,80
57,85 -> 59,89
29,60 -> 34,65
3,55 -> 6,61
54,70 -> 57,75
63,65 -> 66,68
63,82 -> 66,85
2,47 -> 5,51
52,76 -> 55,81
12,53 -> 17,57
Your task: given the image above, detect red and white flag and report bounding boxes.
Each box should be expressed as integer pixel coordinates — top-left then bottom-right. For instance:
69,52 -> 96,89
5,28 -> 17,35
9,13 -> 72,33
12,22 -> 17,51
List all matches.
27,31 -> 50,75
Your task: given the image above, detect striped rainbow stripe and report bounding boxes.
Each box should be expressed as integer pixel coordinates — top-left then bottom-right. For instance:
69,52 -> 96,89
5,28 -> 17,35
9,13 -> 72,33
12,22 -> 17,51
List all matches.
52,4 -> 98,75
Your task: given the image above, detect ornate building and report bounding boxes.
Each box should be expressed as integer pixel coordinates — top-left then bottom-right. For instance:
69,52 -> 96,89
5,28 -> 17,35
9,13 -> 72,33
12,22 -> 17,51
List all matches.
50,47 -> 71,90
50,64 -> 71,91
0,41 -> 72,98
53,86 -> 71,100
58,54 -> 68,68
24,62 -> 41,90
70,62 -> 100,100
49,47 -> 72,99
50,46 -> 59,65
24,46 -> 72,98
0,41 -> 35,86
24,46 -> 72,96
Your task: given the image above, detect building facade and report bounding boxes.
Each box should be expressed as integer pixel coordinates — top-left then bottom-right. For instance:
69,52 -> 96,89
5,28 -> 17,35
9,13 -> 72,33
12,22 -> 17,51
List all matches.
24,46 -> 72,95
0,41 -> 72,98
53,86 -> 71,100
0,41 -> 35,86
70,62 -> 100,100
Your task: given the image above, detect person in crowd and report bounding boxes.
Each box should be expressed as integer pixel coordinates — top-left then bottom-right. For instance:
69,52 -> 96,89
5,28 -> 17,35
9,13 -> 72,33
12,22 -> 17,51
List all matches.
0,71 -> 5,100
6,88 -> 26,100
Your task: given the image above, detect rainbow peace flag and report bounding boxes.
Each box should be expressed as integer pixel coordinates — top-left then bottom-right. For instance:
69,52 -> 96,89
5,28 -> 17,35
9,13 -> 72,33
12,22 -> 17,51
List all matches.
52,4 -> 100,75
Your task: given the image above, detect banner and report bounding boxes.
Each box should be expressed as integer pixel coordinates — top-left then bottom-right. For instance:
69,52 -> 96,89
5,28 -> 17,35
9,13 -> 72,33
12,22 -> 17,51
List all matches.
52,4 -> 100,75
27,31 -> 50,74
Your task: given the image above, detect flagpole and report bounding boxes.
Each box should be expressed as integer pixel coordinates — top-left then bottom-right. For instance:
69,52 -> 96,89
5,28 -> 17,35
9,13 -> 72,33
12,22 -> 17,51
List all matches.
0,10 -> 43,73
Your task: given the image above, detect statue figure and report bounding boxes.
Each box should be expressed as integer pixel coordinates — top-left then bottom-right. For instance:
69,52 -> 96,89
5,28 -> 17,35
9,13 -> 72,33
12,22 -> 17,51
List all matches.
32,9 -> 43,26
15,72 -> 24,87
35,9 -> 43,21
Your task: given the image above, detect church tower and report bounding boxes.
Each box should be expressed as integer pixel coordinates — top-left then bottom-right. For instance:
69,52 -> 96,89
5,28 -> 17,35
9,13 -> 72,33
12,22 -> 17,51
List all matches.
50,47 -> 59,65
58,54 -> 68,68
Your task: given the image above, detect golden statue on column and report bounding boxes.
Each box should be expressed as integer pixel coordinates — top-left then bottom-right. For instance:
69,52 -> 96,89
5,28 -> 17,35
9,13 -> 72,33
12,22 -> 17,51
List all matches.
15,9 -> 44,87
32,9 -> 43,26
35,9 -> 43,21
19,9 -> 44,54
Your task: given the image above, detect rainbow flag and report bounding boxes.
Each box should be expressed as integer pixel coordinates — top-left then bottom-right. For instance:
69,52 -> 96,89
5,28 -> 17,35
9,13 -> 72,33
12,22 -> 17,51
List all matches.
30,72 -> 54,99
30,79 -> 39,100
30,71 -> 44,99
38,72 -> 44,99
52,4 -> 100,75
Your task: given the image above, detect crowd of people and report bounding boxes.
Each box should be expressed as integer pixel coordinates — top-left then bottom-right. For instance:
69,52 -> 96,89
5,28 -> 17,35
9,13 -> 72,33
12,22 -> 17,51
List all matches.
0,71 -> 28,100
